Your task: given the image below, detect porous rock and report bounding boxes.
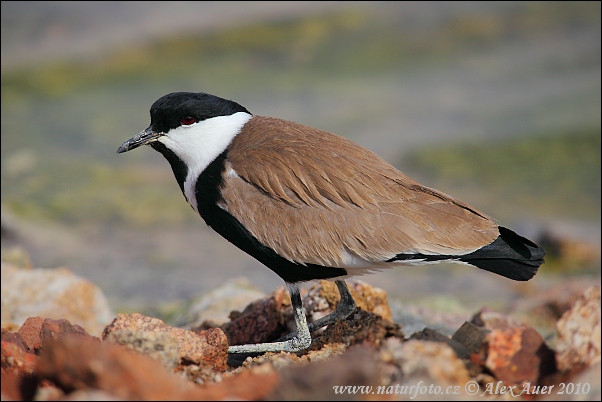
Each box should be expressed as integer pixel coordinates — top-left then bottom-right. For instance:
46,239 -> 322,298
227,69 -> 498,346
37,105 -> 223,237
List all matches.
311,308 -> 403,350
102,313 -> 228,371
305,279 -> 393,324
387,338 -> 471,386
222,279 -> 395,350
104,329 -> 180,369
485,326 -> 556,385
1,340 -> 37,376
555,285 -> 601,372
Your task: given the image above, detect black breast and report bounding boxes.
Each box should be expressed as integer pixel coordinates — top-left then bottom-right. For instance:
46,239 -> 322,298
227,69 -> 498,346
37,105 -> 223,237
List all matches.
194,151 -> 348,283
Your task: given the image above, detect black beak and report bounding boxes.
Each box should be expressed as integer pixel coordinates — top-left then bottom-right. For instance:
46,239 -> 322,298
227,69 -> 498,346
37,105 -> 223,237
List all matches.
117,126 -> 162,154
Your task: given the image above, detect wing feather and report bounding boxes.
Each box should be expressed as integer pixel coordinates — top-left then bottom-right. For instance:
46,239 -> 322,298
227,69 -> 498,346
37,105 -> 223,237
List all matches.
222,116 -> 498,267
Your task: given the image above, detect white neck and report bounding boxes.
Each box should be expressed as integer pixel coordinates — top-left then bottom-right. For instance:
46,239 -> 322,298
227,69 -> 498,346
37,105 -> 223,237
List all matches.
157,112 -> 252,212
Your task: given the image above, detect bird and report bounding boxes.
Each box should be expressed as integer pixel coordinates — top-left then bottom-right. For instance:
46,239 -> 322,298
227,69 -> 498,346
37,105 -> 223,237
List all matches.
117,91 -> 545,354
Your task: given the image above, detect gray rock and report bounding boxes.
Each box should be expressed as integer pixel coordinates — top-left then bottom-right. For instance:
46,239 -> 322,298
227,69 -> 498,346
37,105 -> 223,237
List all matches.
1,262 -> 114,336
555,285 -> 601,372
410,327 -> 471,360
390,299 -> 469,337
452,321 -> 491,354
176,277 -> 265,329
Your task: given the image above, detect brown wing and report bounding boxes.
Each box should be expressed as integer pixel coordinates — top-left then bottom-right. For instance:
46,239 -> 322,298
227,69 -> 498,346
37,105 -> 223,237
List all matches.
221,116 -> 499,267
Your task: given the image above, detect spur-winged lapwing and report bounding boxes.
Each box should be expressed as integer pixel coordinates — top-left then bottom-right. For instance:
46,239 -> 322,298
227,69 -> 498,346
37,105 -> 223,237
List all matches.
117,92 -> 545,354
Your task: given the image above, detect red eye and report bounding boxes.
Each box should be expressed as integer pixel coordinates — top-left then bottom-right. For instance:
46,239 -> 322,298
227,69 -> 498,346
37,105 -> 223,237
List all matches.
181,116 -> 195,125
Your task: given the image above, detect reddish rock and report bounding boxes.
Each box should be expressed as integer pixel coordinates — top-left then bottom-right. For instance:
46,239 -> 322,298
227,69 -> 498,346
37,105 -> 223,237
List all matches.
555,285 -> 601,373
1,370 -> 24,401
471,307 -> 525,330
17,317 -> 96,354
17,316 -> 45,352
485,326 -> 556,385
198,370 -> 280,400
102,313 -> 228,371
35,336 -> 209,400
1,340 -> 37,376
1,330 -> 30,353
222,295 -> 283,346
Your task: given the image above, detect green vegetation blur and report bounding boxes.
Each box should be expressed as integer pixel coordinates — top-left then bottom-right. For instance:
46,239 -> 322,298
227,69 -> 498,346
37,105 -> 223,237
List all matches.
2,2 -> 600,229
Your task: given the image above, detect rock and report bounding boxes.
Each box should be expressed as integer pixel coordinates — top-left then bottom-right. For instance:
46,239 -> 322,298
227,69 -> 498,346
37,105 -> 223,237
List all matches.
1,263 -> 114,336
197,369 -> 280,400
1,370 -> 24,401
222,293 -> 284,347
60,390 -> 122,401
346,280 -> 393,322
222,280 -> 395,350
102,313 -> 228,371
542,363 -> 601,401
178,277 -> 266,329
17,316 -> 46,352
485,326 -> 556,385
35,336 -> 208,400
228,341 -> 348,371
304,280 -> 393,325
452,321 -> 491,355
411,327 -> 471,360
312,308 -> 403,350
387,338 -> 471,385
555,285 -> 601,372
17,317 -> 96,354
267,345 -> 380,400
1,329 -> 30,353
390,300 -> 469,337
510,279 -> 594,323
537,230 -> 601,270
471,307 -> 525,330
1,340 -> 37,376
104,329 -> 180,369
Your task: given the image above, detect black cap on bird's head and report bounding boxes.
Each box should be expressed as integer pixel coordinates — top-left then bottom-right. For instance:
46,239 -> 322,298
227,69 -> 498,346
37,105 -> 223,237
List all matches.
117,92 -> 250,154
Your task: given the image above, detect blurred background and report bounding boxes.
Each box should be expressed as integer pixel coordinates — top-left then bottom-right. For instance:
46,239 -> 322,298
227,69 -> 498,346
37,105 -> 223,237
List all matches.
2,1 -> 600,318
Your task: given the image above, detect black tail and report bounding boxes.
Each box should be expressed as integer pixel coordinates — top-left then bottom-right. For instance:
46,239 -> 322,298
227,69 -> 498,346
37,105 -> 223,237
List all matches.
459,226 -> 545,281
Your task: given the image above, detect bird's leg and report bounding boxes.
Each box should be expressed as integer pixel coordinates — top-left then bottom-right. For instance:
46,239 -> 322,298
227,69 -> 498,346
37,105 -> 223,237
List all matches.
308,280 -> 357,331
277,279 -> 356,342
227,282 -> 311,354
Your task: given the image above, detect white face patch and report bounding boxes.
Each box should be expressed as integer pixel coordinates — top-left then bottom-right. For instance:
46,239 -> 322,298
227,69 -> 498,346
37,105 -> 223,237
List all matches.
157,112 -> 252,213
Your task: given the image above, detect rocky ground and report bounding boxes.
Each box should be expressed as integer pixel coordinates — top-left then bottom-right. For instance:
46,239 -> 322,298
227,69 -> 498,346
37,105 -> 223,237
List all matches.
1,254 -> 600,401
